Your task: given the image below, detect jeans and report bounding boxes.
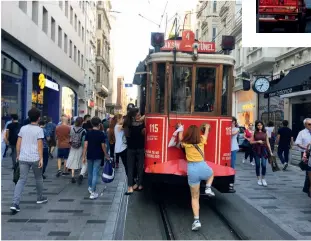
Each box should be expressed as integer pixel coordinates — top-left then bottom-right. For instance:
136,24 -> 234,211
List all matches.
80,162 -> 87,176
87,159 -> 101,192
116,149 -> 128,176
13,161 -> 44,205
110,143 -> 115,160
277,146 -> 289,164
10,145 -> 17,167
127,149 -> 144,186
254,156 -> 267,177
244,146 -> 254,163
231,150 -> 238,169
43,148 -> 49,174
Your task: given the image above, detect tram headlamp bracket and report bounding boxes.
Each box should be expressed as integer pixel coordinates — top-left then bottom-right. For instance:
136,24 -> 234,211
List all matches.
192,43 -> 199,61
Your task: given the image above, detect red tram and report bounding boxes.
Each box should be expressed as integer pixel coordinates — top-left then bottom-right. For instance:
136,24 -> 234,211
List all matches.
137,31 -> 238,193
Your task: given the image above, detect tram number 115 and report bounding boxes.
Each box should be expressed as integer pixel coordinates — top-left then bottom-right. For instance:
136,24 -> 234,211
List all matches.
149,124 -> 159,133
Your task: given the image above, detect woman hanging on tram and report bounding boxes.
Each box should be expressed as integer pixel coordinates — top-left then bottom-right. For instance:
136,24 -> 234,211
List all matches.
177,123 -> 215,231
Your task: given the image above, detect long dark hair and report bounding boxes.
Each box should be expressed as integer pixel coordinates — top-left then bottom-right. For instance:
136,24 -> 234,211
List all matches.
183,125 -> 201,144
232,116 -> 238,127
254,120 -> 266,134
123,108 -> 139,137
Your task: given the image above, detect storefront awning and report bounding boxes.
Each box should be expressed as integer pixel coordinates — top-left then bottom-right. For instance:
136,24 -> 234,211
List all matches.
267,63 -> 311,98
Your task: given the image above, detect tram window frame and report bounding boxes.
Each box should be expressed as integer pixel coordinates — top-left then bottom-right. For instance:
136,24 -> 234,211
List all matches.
221,65 -> 230,116
154,63 -> 166,114
192,65 -> 218,115
146,63 -> 152,114
170,64 -> 193,114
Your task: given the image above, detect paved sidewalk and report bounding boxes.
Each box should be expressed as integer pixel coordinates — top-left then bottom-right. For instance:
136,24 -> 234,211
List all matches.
234,152 -> 311,240
1,156 -> 127,240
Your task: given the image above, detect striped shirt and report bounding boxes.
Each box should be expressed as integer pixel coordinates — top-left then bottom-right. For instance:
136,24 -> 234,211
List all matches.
18,124 -> 44,162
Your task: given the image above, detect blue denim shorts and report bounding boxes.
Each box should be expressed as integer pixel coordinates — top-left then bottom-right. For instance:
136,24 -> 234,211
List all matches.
187,161 -> 213,186
57,148 -> 70,159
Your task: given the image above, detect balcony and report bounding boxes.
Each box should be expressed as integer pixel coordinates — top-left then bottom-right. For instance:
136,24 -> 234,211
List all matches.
219,5 -> 229,18
244,48 -> 277,73
96,55 -> 110,71
201,20 -> 208,30
95,82 -> 109,98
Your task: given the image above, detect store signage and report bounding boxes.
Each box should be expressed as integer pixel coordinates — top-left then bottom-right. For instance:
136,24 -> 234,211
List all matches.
242,103 -> 254,110
45,79 -> 59,91
88,100 -> 95,108
38,74 -> 45,90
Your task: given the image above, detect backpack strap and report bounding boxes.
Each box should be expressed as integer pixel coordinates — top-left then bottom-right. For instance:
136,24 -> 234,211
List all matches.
193,144 -> 204,159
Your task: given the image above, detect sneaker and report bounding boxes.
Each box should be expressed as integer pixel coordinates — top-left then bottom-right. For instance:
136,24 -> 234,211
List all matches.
283,163 -> 288,171
242,159 -> 246,163
56,170 -> 62,177
88,187 -> 92,194
71,177 -> 76,183
90,192 -> 99,200
257,179 -> 262,186
10,204 -> 20,212
205,187 -> 215,197
37,196 -> 48,204
77,174 -> 83,185
262,179 -> 267,187
192,220 -> 201,231
250,161 -> 255,166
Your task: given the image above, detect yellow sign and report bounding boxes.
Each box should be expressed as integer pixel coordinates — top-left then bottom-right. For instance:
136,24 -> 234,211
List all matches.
38,73 -> 45,90
242,103 -> 254,111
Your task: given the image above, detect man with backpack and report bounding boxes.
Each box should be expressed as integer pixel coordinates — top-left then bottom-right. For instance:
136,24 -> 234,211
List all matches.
4,114 -> 20,169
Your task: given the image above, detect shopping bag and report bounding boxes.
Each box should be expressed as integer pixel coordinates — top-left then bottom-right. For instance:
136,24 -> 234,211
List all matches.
269,155 -> 280,172
13,162 -> 20,185
102,158 -> 115,183
168,125 -> 184,148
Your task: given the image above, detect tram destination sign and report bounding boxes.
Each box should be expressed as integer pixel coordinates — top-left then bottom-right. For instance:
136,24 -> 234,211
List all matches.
161,40 -> 216,53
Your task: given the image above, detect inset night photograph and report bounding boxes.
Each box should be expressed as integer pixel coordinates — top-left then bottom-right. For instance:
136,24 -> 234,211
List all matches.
257,0 -> 311,33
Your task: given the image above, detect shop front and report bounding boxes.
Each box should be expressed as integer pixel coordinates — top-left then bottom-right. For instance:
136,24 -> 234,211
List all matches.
1,52 -> 27,124
235,89 -> 257,127
32,73 -> 60,123
61,87 -> 77,119
266,63 -> 311,138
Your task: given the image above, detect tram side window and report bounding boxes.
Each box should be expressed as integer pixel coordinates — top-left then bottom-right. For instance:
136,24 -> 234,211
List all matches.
221,65 -> 230,115
195,67 -> 216,112
155,63 -> 165,113
171,66 -> 192,113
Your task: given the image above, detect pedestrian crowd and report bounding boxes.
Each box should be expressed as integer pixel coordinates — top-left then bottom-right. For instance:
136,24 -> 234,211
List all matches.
232,118 -> 311,197
2,104 -> 146,213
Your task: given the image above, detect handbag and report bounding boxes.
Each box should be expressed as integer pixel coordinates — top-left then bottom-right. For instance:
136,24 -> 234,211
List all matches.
13,162 -> 20,185
241,139 -> 251,148
268,155 -> 280,172
102,158 -> 115,183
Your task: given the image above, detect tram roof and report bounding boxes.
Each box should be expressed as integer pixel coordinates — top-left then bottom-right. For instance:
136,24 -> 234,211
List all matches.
146,52 -> 235,66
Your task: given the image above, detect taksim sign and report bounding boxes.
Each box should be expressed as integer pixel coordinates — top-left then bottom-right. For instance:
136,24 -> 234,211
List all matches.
161,40 -> 216,53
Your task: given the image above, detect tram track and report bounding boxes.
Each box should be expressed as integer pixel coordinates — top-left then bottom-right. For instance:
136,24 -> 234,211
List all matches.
154,184 -> 242,240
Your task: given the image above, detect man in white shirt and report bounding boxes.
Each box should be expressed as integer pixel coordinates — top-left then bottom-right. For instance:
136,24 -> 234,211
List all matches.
295,118 -> 311,196
10,108 -> 48,213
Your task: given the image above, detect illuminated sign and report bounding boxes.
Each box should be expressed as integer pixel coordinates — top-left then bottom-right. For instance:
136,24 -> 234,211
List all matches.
242,103 -> 254,110
38,74 -> 45,89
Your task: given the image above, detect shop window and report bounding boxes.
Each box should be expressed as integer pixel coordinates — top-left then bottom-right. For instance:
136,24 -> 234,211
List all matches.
171,66 -> 192,113
194,67 -> 216,112
221,65 -> 230,115
155,63 -> 165,113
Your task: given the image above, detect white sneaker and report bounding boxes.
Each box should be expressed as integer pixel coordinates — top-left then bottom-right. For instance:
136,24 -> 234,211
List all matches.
262,179 -> 267,187
242,159 -> 246,163
257,179 -> 262,186
192,220 -> 201,231
251,161 -> 255,166
88,187 -> 92,194
205,187 -> 215,197
90,192 -> 99,200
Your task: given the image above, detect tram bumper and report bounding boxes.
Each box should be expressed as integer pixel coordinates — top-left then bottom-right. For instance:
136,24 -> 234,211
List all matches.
144,159 -> 236,193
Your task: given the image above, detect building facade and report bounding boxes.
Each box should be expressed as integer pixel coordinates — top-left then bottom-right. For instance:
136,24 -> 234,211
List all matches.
78,0 -> 97,117
1,1 -> 89,123
94,1 -> 112,119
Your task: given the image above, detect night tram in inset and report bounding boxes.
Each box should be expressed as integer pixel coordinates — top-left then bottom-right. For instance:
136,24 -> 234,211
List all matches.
135,31 -> 242,193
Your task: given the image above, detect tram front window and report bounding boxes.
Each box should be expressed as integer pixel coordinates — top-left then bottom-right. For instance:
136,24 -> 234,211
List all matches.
171,66 -> 192,113
155,63 -> 165,113
195,67 -> 216,112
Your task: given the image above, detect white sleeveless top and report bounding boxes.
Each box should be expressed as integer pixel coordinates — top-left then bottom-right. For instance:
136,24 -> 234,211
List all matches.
266,127 -> 274,138
114,124 -> 127,153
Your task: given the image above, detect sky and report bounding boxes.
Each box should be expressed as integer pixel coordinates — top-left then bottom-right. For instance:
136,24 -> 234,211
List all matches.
110,0 -> 197,98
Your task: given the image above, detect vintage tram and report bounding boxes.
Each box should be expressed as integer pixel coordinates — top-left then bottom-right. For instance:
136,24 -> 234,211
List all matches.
137,31 -> 237,193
